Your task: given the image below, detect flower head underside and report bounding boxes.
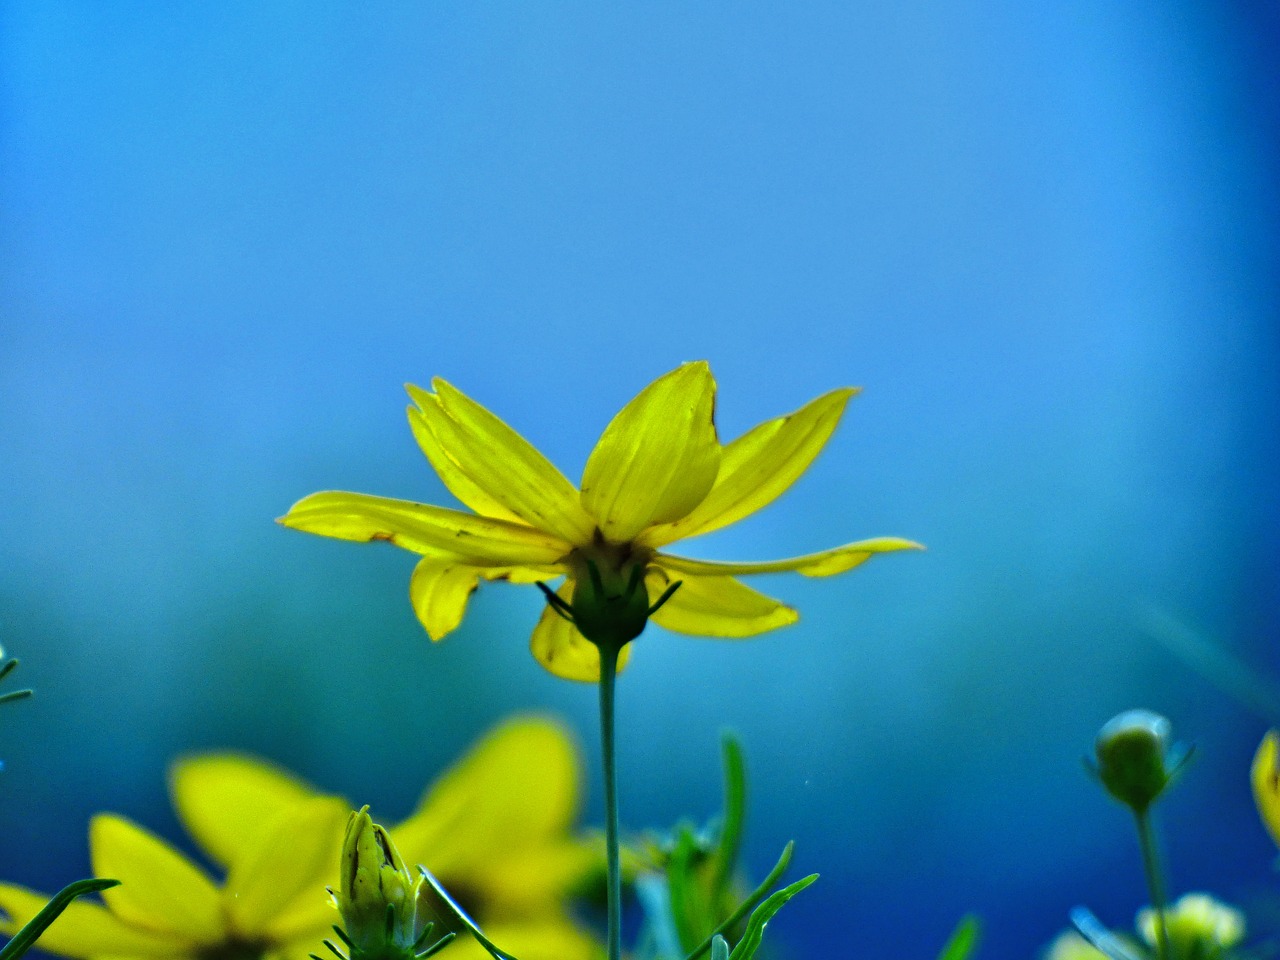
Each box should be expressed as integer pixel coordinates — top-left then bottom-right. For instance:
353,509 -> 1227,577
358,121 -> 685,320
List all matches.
280,362 -> 921,681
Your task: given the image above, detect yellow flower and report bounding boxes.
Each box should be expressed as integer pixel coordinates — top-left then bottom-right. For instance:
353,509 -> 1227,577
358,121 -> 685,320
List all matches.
280,362 -> 920,681
1252,731 -> 1280,848
0,718 -> 595,960
1136,894 -> 1245,954
388,717 -> 598,960
0,773 -> 349,960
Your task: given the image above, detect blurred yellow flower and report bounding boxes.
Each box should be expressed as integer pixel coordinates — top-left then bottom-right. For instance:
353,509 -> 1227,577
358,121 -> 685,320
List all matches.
281,361 -> 920,681
0,775 -> 349,960
1252,731 -> 1280,848
0,718 -> 595,960
1137,893 -> 1245,955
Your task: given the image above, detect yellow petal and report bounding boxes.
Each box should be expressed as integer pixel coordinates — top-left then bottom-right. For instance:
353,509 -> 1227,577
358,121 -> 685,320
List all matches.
223,796 -> 349,938
580,362 -> 721,543
393,717 -> 581,876
479,916 -> 600,960
0,883 -> 188,958
646,568 -> 798,637
1253,732 -> 1280,848
641,388 -> 859,547
410,559 -> 483,641
406,395 -> 523,525
477,841 -> 599,912
90,815 -> 224,943
411,381 -> 596,545
526,582 -> 634,682
279,492 -> 571,565
170,753 -> 320,870
408,559 -> 564,641
657,536 -> 924,578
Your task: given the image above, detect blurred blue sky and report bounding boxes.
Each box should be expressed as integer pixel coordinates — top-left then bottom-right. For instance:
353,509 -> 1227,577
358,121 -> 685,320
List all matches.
1,3 -> 1277,958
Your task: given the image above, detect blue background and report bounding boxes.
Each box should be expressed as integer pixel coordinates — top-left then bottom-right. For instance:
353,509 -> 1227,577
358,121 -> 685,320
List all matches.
2,3 -> 1278,958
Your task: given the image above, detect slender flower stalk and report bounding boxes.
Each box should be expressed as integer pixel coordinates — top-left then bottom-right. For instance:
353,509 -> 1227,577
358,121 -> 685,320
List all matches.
1134,810 -> 1170,960
597,644 -> 623,960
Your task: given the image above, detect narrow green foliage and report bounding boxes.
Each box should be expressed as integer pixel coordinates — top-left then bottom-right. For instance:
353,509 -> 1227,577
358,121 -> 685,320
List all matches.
0,878 -> 118,960
725,873 -> 818,960
936,915 -> 981,960
683,842 -> 795,960
667,825 -> 703,951
710,733 -> 746,905
417,867 -> 518,960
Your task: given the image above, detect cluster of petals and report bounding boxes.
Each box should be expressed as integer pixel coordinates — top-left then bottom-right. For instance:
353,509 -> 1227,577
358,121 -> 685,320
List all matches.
281,362 -> 920,681
0,718 -> 596,960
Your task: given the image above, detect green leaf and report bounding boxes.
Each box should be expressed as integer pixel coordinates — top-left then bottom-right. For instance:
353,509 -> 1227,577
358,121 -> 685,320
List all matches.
710,935 -> 730,960
417,867 -> 519,960
711,732 -> 747,904
0,878 -> 118,960
726,873 -> 818,960
683,842 -> 795,960
937,915 -> 981,960
667,824 -> 704,952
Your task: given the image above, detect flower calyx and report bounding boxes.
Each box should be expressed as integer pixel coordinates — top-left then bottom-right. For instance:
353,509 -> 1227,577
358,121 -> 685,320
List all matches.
536,536 -> 682,653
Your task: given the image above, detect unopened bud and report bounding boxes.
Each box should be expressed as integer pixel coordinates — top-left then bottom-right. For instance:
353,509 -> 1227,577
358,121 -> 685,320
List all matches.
1094,710 -> 1178,813
338,807 -> 420,958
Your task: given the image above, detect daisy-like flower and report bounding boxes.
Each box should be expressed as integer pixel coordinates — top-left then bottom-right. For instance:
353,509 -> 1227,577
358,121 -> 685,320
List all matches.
280,361 -> 919,681
0,778 -> 349,960
0,719 -> 596,960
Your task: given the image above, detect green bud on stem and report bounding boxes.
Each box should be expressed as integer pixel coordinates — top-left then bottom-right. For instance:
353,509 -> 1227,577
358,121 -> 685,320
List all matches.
337,807 -> 421,960
1093,710 -> 1176,813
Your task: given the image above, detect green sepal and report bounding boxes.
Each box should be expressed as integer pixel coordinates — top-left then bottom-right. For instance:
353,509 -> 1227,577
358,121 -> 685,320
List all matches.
936,915 -> 981,960
726,873 -> 818,960
0,878 -> 118,960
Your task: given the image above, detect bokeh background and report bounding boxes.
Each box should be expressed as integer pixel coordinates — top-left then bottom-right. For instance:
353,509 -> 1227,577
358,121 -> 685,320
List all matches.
2,3 -> 1278,958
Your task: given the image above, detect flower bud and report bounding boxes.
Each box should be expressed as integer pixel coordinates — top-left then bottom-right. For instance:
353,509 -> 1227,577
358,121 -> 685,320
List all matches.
1094,710 -> 1175,813
1137,893 -> 1244,956
338,807 -> 421,959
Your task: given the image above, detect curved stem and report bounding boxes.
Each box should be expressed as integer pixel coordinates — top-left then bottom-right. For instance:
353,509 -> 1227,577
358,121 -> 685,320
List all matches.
1134,809 -> 1170,960
598,642 -> 623,960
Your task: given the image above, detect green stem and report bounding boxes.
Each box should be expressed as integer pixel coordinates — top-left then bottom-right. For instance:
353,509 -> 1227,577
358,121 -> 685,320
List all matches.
1134,809 -> 1170,960
599,642 -> 622,960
